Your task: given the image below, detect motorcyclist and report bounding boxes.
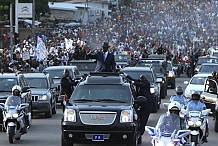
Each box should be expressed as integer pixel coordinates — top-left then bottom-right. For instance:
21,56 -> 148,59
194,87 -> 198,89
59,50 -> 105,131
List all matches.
170,86 -> 187,107
186,91 -> 208,143
11,85 -> 29,132
156,101 -> 185,135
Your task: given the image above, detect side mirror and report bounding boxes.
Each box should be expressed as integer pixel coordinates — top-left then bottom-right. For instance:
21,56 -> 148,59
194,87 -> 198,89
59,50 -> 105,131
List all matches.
0,103 -> 5,110
19,103 -> 29,110
183,81 -> 189,85
209,88 -> 216,94
22,86 -> 30,92
163,103 -> 170,108
180,108 -> 188,116
176,130 -> 191,138
145,126 -> 156,135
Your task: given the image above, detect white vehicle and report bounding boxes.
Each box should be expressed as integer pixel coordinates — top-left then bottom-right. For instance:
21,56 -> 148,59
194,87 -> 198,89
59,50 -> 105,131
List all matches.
0,96 -> 31,143
180,108 -> 211,146
184,73 -> 211,98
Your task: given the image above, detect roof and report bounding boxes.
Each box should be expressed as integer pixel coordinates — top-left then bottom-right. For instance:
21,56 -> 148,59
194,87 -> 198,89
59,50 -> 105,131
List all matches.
70,59 -> 96,63
48,2 -> 78,11
0,73 -> 20,78
44,66 -> 77,71
198,55 -> 218,59
193,73 -> 212,77
23,73 -> 48,78
122,67 -> 151,72
200,63 -> 218,65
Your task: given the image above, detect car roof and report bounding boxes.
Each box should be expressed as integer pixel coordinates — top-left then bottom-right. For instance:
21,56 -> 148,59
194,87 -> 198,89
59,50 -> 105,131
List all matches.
198,55 -> 218,59
122,67 -> 152,71
200,63 -> 218,66
0,73 -> 20,78
44,66 -> 77,70
70,59 -> 96,63
23,73 -> 49,78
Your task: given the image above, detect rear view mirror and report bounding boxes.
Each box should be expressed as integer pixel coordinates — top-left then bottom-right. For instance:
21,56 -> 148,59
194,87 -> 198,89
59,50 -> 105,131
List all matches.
145,126 -> 156,135
176,130 -> 191,138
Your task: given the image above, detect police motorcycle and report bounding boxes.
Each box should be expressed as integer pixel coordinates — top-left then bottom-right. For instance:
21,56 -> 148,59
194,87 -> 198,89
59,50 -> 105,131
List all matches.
145,114 -> 191,146
0,96 -> 31,143
180,108 -> 211,146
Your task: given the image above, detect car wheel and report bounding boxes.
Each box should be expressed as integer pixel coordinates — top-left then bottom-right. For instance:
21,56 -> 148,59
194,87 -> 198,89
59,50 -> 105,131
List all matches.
152,100 -> 158,113
171,81 -> 175,89
215,119 -> 218,132
160,87 -> 165,99
138,135 -> 142,144
45,105 -> 52,118
52,101 -> 57,115
126,135 -> 137,146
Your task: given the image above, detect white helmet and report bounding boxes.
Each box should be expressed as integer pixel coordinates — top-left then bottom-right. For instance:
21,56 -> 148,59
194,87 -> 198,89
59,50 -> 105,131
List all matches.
168,101 -> 181,114
12,85 -> 22,96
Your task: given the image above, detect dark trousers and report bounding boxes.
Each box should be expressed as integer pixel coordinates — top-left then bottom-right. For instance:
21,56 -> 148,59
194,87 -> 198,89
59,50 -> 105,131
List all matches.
139,102 -> 152,135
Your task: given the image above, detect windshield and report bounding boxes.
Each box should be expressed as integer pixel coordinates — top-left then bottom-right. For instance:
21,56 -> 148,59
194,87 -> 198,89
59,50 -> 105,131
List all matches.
0,78 -> 18,92
71,62 -> 96,71
115,55 -> 131,62
26,78 -> 48,89
190,77 -> 206,85
197,58 -> 218,65
45,69 -> 74,79
70,85 -> 132,103
122,70 -> 154,82
5,96 -> 21,107
199,65 -> 218,73
156,114 -> 181,135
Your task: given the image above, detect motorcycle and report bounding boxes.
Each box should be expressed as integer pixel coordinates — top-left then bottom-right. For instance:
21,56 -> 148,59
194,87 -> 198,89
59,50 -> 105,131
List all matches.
180,108 -> 211,146
0,96 -> 31,144
145,113 -> 191,146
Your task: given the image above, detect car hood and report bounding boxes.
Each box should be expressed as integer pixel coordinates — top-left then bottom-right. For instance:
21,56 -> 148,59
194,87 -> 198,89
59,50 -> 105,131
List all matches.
156,73 -> 164,78
0,92 -> 11,99
53,79 -> 61,84
185,84 -> 204,92
30,89 -> 49,95
69,103 -> 132,111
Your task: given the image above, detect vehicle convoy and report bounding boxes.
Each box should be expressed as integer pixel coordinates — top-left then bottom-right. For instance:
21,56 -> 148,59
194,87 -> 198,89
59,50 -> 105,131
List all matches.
61,72 -> 146,146
0,96 -> 31,144
200,76 -> 218,132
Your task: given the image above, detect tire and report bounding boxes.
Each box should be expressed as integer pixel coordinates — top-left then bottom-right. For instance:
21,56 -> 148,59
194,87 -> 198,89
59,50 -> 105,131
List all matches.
152,100 -> 158,113
126,135 -> 137,146
160,87 -> 165,99
45,105 -> 52,118
8,126 -> 15,143
214,119 -> 218,132
138,135 -> 142,144
191,135 -> 198,146
171,81 -> 175,89
15,136 -> 21,140
52,101 -> 57,115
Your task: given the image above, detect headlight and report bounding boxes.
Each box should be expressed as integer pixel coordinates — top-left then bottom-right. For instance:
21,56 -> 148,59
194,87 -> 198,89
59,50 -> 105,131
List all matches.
166,143 -> 174,146
150,88 -> 155,93
12,113 -> 19,118
64,109 -> 76,122
168,72 -> 175,77
120,110 -> 133,123
6,113 -> 12,118
156,141 -> 164,146
39,95 -> 48,101
188,120 -> 194,126
196,120 -> 202,126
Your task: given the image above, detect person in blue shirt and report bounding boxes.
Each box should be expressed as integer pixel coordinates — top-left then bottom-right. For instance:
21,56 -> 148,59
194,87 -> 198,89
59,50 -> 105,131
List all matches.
170,86 -> 187,107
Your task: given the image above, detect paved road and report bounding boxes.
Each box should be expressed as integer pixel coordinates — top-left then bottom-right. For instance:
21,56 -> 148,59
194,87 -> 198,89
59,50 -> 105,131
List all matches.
0,76 -> 217,146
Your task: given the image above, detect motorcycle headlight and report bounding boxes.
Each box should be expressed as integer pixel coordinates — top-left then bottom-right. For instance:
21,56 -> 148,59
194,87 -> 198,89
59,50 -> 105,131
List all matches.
150,88 -> 155,93
6,113 -> 12,118
12,113 -> 19,118
167,143 -> 174,146
39,95 -> 48,101
120,110 -> 133,123
64,109 -> 76,122
156,141 -> 164,146
168,72 -> 175,77
196,120 -> 202,126
188,120 -> 194,126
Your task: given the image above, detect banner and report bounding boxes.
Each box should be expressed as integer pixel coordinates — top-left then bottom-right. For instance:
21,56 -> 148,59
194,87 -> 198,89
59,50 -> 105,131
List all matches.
17,3 -> 32,18
34,36 -> 48,61
22,51 -> 30,61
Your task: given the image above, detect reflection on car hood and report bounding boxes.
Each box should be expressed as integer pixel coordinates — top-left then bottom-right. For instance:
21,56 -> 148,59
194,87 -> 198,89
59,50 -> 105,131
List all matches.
156,73 -> 164,77
30,89 -> 49,95
185,84 -> 204,92
70,102 -> 131,110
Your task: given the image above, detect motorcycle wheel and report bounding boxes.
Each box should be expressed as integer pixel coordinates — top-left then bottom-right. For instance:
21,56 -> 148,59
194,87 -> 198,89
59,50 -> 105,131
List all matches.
15,136 -> 21,140
214,119 -> 218,132
191,135 -> 198,146
8,126 -> 15,143
126,135 -> 137,146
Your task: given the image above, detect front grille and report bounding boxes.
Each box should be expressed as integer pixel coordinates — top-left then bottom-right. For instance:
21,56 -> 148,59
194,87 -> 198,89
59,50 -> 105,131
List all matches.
32,95 -> 39,102
79,111 -> 117,125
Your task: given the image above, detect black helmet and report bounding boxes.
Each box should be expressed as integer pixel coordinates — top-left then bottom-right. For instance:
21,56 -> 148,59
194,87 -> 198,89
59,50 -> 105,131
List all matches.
139,74 -> 146,80
176,86 -> 183,95
191,91 -> 201,100
63,69 -> 70,77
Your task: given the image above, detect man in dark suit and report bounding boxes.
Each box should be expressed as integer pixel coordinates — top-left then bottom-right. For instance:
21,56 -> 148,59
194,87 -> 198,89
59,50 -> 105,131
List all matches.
86,42 -> 116,72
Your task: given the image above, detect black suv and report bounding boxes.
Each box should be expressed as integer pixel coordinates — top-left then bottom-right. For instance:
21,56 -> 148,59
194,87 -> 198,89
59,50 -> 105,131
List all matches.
23,73 -> 57,118
61,73 -> 145,146
0,73 -> 32,129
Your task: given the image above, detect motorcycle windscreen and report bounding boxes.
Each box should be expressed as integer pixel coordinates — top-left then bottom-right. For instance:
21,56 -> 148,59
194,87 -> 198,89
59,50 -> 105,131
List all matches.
5,96 -> 22,107
156,113 -> 181,136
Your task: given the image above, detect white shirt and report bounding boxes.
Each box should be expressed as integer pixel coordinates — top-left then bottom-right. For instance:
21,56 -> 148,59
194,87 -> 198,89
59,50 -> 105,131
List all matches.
103,51 -> 108,61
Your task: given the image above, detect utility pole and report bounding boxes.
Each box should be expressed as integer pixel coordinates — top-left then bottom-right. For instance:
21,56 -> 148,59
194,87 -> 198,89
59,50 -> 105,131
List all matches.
10,3 -> 13,60
32,0 -> 35,39
15,0 -> 18,33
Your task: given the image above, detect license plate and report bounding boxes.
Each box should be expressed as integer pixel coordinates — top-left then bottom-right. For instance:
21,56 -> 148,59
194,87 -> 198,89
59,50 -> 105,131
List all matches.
92,134 -> 104,141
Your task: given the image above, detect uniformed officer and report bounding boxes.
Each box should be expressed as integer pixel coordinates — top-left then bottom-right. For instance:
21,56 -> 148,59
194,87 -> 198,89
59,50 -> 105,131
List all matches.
170,86 -> 187,107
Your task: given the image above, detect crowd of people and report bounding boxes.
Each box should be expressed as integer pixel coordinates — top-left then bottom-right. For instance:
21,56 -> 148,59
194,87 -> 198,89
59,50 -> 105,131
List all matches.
0,0 -> 218,73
